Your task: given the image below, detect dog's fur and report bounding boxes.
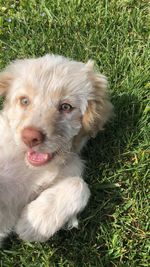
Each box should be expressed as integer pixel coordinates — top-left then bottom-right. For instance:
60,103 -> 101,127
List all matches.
0,55 -> 113,245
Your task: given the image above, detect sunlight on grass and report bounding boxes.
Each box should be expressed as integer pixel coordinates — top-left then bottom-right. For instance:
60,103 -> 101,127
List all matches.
0,0 -> 149,266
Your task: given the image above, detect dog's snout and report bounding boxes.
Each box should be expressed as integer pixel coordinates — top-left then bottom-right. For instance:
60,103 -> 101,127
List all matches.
22,127 -> 45,147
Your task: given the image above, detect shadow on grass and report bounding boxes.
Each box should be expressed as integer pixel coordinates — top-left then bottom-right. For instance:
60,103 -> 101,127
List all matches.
1,93 -> 142,266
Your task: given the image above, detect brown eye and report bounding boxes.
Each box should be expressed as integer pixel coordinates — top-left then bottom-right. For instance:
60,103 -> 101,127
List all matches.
60,103 -> 73,113
20,96 -> 30,106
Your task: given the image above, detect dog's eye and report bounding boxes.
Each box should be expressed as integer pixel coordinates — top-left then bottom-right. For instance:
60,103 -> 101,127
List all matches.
20,97 -> 30,106
60,103 -> 73,113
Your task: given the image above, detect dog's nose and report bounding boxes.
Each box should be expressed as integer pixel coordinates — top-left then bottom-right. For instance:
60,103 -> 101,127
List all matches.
21,127 -> 45,147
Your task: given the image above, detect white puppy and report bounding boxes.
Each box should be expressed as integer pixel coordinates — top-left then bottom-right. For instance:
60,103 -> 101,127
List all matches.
0,55 -> 113,245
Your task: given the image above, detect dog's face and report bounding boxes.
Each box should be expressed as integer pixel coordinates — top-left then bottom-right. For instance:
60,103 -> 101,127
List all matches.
0,55 -> 113,168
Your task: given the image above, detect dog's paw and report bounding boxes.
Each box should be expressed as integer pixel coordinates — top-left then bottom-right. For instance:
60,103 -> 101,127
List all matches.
15,202 -> 52,242
16,177 -> 90,242
66,216 -> 78,230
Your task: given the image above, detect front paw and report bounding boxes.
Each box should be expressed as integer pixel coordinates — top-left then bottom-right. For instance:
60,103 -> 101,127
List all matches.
15,202 -> 51,242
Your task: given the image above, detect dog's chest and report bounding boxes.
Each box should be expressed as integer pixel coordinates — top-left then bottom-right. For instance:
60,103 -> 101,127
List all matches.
0,155 -> 58,207
0,158 -> 36,206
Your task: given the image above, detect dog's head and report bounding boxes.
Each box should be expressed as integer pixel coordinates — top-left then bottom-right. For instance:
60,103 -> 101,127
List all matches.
0,55 -> 113,168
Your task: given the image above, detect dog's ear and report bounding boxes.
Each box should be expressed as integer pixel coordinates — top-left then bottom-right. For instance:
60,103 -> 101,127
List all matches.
0,70 -> 13,96
82,61 -> 113,137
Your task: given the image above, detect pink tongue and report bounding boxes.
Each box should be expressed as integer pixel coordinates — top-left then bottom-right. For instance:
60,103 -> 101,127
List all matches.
27,150 -> 52,166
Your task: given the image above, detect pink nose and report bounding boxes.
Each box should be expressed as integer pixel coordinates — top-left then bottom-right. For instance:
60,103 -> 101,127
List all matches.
21,127 -> 45,147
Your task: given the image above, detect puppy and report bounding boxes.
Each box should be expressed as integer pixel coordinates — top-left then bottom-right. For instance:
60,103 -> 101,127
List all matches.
0,55 -> 113,245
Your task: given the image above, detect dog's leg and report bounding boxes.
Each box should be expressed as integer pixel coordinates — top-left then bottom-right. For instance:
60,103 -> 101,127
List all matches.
15,177 -> 90,242
0,233 -> 6,248
0,230 -> 11,248
0,213 -> 14,247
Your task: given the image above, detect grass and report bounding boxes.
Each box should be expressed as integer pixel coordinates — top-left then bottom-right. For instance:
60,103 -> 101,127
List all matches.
0,0 -> 149,266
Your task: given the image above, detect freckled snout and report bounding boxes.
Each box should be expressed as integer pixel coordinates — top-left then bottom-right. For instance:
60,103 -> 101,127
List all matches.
21,127 -> 45,147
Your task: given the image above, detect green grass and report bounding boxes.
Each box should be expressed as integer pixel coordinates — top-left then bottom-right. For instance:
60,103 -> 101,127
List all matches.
0,0 -> 149,266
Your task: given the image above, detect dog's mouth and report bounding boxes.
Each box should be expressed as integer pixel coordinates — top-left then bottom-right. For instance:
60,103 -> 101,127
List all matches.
26,149 -> 54,167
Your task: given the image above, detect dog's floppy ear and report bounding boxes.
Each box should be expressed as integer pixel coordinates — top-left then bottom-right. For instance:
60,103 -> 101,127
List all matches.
82,61 -> 113,137
0,70 -> 13,96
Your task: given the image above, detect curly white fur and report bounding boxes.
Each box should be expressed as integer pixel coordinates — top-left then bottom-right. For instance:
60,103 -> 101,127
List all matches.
0,54 -> 113,246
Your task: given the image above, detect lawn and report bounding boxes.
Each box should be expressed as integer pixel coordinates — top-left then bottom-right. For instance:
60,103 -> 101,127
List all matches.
0,0 -> 149,266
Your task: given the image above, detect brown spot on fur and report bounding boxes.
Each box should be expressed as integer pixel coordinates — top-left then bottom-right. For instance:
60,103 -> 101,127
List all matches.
0,72 -> 13,95
82,71 -> 113,137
